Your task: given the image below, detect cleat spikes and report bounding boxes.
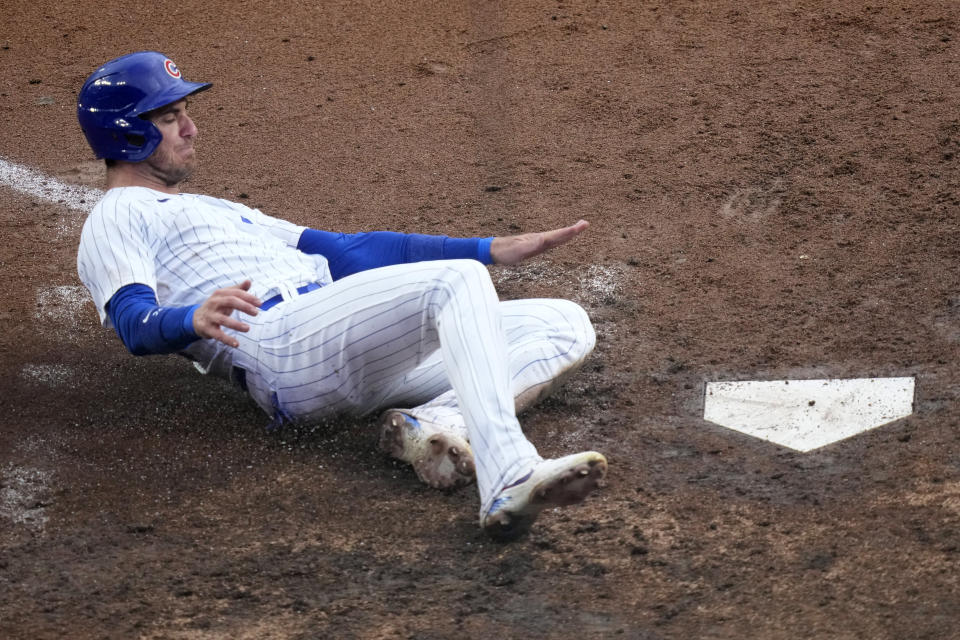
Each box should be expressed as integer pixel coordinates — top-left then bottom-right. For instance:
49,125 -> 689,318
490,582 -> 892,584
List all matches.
481,451 -> 607,542
378,410 -> 475,490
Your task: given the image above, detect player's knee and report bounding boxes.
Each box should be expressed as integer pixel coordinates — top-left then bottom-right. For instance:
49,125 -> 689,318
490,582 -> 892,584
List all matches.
554,299 -> 597,359
449,258 -> 491,280
437,259 -> 496,293
573,302 -> 597,358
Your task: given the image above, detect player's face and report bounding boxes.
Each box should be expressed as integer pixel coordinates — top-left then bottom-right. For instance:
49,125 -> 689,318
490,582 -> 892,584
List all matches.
144,100 -> 198,186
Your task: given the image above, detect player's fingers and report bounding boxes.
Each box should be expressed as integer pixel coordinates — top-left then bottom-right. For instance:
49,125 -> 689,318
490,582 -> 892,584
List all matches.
237,290 -> 263,308
229,285 -> 260,305
226,296 -> 261,317
214,314 -> 251,333
543,220 -> 589,247
194,308 -> 249,337
207,328 -> 240,348
217,279 -> 253,292
213,281 -> 260,303
209,292 -> 261,316
554,219 -> 588,236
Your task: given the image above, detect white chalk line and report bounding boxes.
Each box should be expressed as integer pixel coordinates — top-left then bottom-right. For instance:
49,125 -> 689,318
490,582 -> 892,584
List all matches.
0,156 -> 103,212
20,363 -> 75,386
1,161 -> 98,400
35,284 -> 94,329
1,464 -> 52,535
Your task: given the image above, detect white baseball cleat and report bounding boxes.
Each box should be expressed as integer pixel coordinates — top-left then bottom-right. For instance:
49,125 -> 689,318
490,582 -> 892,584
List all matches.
481,451 -> 607,542
378,410 -> 476,490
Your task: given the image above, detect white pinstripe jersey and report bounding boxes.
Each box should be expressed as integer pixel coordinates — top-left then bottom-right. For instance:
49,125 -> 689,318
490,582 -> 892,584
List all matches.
78,186 -> 331,323
77,186 -> 332,370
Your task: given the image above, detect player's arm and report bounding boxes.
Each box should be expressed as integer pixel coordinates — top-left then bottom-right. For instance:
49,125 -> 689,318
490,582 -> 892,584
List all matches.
297,229 -> 493,279
106,284 -> 201,355
297,221 -> 589,278
107,281 -> 261,354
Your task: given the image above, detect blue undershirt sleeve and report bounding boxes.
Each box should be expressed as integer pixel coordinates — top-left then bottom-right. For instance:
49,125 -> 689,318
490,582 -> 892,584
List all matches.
297,229 -> 494,280
106,284 -> 200,356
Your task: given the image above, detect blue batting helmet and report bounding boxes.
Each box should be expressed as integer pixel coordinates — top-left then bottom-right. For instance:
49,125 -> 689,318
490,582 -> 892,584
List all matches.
77,51 -> 211,162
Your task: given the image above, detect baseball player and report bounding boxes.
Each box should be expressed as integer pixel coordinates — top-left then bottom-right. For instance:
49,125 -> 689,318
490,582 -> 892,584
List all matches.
75,51 -> 607,541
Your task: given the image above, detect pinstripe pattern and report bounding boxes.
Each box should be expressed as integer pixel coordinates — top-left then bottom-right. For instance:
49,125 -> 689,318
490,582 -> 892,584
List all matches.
380,297 -> 597,507
78,187 -> 597,511
78,187 -> 329,328
381,297 -> 595,422
229,260 -> 571,507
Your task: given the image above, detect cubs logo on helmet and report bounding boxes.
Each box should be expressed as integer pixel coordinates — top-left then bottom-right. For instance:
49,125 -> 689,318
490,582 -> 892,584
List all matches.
164,59 -> 182,79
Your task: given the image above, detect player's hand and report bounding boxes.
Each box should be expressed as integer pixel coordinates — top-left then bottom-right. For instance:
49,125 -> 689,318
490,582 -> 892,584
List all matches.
192,280 -> 262,348
489,220 -> 590,265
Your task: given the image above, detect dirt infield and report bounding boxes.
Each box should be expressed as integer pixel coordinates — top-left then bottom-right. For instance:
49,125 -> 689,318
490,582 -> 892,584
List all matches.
1,1 -> 958,638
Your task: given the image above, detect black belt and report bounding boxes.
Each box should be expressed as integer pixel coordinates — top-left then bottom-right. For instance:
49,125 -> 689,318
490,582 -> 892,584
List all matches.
260,282 -> 322,311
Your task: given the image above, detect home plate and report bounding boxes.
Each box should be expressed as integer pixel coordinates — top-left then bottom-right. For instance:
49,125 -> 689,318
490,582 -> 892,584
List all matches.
703,377 -> 915,452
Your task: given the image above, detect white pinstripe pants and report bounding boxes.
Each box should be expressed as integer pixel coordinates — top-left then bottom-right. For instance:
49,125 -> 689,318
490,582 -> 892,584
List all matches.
231,260 -> 596,509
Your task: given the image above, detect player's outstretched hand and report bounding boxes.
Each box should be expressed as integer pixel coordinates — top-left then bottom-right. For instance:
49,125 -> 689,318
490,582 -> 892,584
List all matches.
192,279 -> 262,348
489,219 -> 589,266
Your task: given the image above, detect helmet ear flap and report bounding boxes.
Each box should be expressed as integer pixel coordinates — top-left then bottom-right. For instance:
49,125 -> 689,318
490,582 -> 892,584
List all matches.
101,115 -> 163,162
123,129 -> 162,162
123,133 -> 147,148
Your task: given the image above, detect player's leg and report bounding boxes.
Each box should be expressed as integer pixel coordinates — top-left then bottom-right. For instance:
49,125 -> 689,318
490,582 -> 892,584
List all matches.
231,260 -> 606,539
371,293 -> 606,540
232,260 -> 541,504
377,298 -> 596,488
384,297 -> 596,416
